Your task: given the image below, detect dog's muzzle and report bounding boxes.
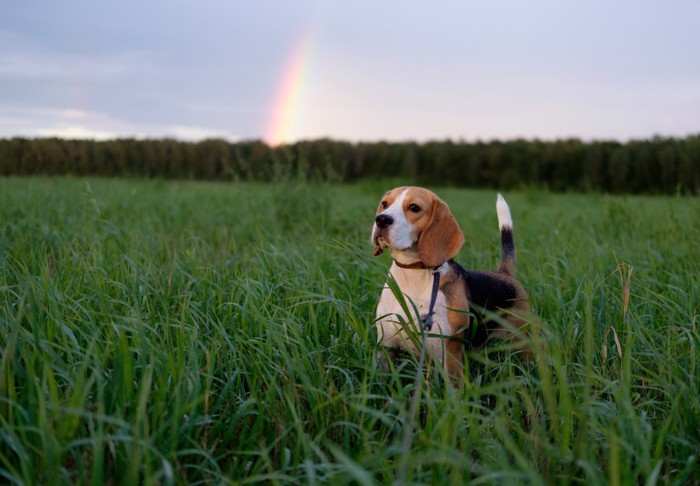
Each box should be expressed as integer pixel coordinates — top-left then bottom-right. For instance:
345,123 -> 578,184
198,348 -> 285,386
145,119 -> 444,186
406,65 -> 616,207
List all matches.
372,215 -> 393,256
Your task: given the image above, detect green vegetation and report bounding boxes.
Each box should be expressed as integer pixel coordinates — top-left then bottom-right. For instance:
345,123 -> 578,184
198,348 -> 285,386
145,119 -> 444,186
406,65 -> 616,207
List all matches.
1,135 -> 699,194
1,177 -> 698,484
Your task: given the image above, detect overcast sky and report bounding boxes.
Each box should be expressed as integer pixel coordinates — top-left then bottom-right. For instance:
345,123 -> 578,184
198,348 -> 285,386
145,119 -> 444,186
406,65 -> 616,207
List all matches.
1,1 -> 699,144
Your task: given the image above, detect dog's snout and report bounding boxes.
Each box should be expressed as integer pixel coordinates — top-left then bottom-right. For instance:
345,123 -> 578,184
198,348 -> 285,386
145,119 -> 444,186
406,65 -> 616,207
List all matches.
375,214 -> 394,228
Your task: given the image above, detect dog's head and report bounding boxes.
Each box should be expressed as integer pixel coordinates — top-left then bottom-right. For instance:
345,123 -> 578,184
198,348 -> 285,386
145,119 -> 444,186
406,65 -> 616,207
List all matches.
371,186 -> 464,268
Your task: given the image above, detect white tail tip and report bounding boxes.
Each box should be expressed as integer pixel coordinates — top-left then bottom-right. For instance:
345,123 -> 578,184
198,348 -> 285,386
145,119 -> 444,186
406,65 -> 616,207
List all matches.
496,193 -> 512,230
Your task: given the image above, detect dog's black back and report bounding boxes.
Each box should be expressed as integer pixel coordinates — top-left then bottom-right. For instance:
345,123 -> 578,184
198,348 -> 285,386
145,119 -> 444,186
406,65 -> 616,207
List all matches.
448,260 -> 523,349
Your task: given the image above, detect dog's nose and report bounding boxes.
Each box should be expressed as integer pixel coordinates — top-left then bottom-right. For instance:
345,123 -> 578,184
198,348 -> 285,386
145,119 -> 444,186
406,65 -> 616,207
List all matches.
375,214 -> 394,228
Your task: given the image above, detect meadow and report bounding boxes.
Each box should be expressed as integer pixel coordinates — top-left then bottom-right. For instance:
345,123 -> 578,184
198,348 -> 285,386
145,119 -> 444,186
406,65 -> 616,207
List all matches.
0,176 -> 698,485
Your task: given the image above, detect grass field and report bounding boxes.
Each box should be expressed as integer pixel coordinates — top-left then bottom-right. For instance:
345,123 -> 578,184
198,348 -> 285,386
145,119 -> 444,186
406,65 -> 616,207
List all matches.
1,176 -> 698,485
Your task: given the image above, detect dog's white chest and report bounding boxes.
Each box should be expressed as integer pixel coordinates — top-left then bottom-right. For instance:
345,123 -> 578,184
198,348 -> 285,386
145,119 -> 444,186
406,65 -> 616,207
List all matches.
375,265 -> 451,362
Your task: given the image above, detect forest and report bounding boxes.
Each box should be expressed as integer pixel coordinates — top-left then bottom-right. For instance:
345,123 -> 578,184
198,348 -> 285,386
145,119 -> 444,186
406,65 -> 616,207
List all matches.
1,135 -> 699,194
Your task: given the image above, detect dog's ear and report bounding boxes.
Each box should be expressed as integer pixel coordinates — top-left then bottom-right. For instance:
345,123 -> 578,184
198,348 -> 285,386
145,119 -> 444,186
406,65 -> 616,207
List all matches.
418,198 -> 464,268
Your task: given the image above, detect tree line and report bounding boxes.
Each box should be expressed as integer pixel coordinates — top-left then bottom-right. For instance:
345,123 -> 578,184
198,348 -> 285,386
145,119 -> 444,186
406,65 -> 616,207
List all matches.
1,135 -> 698,194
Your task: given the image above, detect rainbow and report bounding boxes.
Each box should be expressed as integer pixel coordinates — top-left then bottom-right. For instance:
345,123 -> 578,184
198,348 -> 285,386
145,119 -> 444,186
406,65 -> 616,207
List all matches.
264,27 -> 316,146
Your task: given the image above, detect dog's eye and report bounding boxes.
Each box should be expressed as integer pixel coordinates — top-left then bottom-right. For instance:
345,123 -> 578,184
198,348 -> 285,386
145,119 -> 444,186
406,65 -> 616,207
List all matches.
408,204 -> 421,213
381,201 -> 388,209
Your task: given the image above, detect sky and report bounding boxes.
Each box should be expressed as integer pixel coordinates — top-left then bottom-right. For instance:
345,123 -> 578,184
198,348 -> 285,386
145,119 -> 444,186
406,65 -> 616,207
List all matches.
1,1 -> 699,145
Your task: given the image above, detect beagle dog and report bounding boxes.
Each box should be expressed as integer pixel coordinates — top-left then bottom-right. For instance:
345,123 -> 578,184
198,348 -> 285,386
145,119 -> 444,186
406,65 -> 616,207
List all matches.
372,187 -> 530,385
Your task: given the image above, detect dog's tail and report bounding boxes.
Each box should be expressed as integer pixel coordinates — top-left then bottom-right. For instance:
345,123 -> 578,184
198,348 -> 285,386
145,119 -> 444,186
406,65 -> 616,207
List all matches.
496,194 -> 516,277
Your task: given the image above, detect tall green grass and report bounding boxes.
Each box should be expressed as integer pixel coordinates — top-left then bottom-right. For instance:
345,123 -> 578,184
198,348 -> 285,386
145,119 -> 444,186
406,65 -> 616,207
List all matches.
1,177 -> 698,484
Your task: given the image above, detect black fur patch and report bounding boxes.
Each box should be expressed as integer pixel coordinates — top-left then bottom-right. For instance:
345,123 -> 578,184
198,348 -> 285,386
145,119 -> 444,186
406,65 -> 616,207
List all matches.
463,270 -> 517,311
449,261 -> 519,348
500,228 -> 515,262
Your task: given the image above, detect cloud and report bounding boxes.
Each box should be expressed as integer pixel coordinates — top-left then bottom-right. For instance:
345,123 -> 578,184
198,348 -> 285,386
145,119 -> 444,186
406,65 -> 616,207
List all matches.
3,2 -> 699,143
0,106 -> 240,141
0,25 -> 264,140
0,108 -> 123,140
164,126 -> 240,141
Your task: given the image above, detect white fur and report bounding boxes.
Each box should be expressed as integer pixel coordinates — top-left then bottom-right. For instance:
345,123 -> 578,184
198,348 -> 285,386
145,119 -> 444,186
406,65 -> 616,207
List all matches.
375,263 -> 451,365
496,193 -> 512,230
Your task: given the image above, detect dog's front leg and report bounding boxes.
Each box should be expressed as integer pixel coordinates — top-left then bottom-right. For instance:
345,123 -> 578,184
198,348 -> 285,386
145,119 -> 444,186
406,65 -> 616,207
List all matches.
444,339 -> 465,386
